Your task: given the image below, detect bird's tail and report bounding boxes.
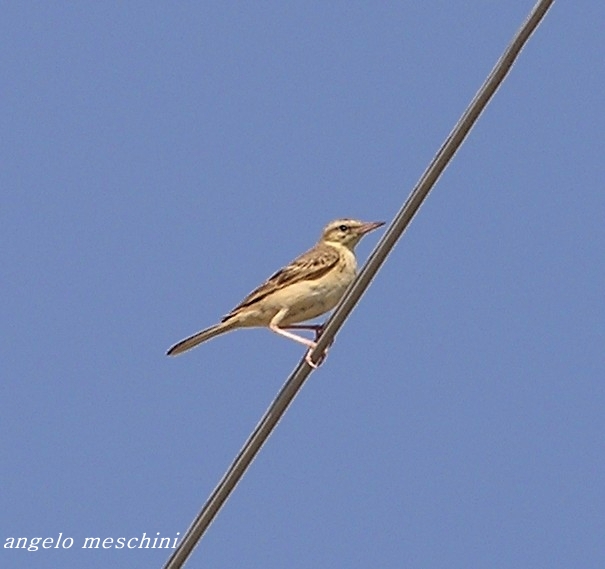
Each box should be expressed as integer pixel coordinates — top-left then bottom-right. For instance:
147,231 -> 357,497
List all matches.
166,321 -> 236,356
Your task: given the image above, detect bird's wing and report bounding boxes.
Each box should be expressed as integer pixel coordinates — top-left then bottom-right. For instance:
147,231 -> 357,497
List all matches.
222,243 -> 340,320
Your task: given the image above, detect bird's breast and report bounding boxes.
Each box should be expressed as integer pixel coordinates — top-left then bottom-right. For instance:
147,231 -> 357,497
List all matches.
276,248 -> 357,324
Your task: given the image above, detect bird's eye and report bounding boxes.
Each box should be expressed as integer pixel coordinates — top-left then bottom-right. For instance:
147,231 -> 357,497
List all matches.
338,224 -> 349,232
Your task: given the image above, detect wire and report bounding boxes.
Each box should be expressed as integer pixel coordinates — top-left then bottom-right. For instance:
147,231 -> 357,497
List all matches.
162,1 -> 555,567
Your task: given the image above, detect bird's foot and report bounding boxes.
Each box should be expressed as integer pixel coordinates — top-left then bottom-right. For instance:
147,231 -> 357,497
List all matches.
304,339 -> 332,369
305,348 -> 322,369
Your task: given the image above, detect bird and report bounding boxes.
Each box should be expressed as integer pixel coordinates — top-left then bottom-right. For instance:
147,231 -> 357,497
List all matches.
167,218 -> 385,367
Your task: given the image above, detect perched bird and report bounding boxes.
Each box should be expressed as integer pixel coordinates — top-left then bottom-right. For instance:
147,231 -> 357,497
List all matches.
167,218 -> 384,367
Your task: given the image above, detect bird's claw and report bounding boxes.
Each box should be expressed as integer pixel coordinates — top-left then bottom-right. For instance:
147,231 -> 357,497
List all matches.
305,351 -> 320,369
304,340 -> 332,369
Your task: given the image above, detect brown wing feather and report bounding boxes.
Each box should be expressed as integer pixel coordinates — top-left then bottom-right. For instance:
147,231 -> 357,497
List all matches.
221,243 -> 340,321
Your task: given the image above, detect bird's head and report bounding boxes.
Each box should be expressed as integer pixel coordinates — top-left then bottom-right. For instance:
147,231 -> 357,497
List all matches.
320,218 -> 385,250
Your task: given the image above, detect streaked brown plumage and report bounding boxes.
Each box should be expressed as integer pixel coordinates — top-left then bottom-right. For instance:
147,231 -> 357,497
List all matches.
167,218 -> 384,367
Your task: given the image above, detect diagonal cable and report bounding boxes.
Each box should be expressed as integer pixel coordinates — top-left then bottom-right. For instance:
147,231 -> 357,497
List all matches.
162,1 -> 555,567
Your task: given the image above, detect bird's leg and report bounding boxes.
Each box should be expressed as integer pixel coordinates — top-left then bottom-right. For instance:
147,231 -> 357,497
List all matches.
269,310 -> 317,348
283,322 -> 333,365
284,323 -> 324,342
269,311 -> 325,369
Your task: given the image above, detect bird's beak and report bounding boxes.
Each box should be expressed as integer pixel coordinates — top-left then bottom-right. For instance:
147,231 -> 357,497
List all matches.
357,221 -> 385,235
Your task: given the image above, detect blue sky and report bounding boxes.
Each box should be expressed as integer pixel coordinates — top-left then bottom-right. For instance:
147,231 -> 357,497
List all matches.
2,2 -> 604,568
